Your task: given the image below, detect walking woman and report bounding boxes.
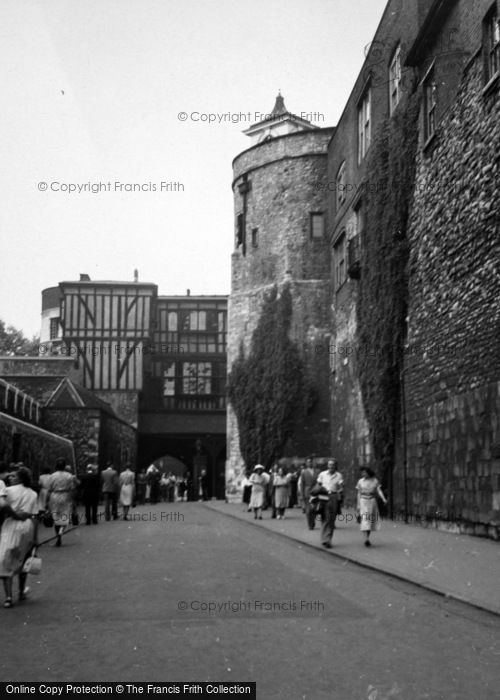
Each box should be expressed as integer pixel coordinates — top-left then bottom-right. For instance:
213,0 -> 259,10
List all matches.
355,466 -> 387,547
119,464 -> 135,520
0,466 -> 39,608
249,465 -> 269,520
46,457 -> 74,546
273,466 -> 291,520
37,466 -> 52,514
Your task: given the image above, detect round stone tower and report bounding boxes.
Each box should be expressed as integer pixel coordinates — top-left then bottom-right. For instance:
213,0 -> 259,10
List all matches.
226,93 -> 335,498
40,286 -> 63,354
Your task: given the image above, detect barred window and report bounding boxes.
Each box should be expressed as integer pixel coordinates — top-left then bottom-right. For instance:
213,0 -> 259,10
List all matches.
49,317 -> 60,340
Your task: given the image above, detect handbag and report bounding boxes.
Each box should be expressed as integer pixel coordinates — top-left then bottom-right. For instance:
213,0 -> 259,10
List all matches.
22,548 -> 42,575
310,484 -> 328,498
42,511 -> 54,528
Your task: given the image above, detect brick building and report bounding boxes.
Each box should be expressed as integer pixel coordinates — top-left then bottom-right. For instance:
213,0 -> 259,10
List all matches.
327,0 -> 500,536
228,0 -> 500,536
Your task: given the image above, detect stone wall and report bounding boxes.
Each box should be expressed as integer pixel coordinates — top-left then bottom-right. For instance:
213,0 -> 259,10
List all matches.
402,44 -> 500,537
324,0 -> 429,499
227,129 -> 334,498
0,356 -> 82,382
94,389 -> 139,427
330,286 -> 371,504
42,407 -> 137,474
42,408 -> 101,475
99,412 -> 137,470
0,412 -> 74,480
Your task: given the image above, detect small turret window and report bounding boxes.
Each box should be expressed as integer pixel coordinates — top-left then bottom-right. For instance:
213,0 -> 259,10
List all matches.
310,212 -> 324,239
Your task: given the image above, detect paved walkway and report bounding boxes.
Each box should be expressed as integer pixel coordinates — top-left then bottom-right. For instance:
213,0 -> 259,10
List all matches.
205,501 -> 500,616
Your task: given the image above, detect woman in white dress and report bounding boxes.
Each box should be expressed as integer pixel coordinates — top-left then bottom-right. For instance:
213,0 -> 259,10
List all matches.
355,466 -> 387,547
0,467 -> 39,608
249,465 -> 269,520
119,464 -> 135,521
46,458 -> 75,546
273,467 -> 291,520
37,467 -> 52,513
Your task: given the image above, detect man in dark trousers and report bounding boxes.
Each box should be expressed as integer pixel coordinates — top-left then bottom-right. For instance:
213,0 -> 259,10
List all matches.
316,458 -> 344,548
101,462 -> 119,520
81,463 -> 100,525
298,457 -> 319,530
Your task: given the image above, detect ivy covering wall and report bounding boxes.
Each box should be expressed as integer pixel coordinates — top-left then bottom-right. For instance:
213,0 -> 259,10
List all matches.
227,284 -> 310,468
356,92 -> 420,488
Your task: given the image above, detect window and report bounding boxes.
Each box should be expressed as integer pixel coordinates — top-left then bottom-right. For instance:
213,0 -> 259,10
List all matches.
49,317 -> 60,340
236,214 -> 244,247
163,362 -> 176,396
389,45 -> 402,114
167,311 -> 177,331
336,162 -> 346,210
251,228 -> 258,248
334,234 -> 346,289
484,4 -> 500,84
182,362 -> 212,394
310,213 -> 324,239
188,310 -> 207,331
423,69 -> 437,141
358,86 -> 371,162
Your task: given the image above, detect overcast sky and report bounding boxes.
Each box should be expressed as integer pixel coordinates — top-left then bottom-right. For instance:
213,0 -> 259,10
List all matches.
1,0 -> 388,338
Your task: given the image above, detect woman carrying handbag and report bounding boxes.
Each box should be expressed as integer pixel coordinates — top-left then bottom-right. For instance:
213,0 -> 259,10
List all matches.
355,466 -> 387,547
0,467 -> 39,608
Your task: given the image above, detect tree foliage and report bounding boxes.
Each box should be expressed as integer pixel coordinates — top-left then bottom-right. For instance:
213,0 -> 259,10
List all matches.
227,284 -> 309,469
356,92 -> 420,488
0,319 -> 40,356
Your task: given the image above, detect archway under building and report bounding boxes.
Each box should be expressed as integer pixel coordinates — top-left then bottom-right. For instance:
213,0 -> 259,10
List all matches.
137,433 -> 226,500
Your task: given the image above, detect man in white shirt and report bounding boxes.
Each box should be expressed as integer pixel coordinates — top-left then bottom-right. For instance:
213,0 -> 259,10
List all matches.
316,459 -> 343,548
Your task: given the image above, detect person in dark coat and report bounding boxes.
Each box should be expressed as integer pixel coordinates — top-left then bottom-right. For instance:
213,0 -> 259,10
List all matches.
185,471 -> 194,502
148,466 -> 161,505
80,464 -> 100,525
298,457 -> 319,530
101,462 -> 119,520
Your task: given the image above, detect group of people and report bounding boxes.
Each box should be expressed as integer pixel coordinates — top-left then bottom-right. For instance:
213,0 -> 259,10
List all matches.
0,457 -> 196,609
134,465 -> 197,505
243,458 -> 387,549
